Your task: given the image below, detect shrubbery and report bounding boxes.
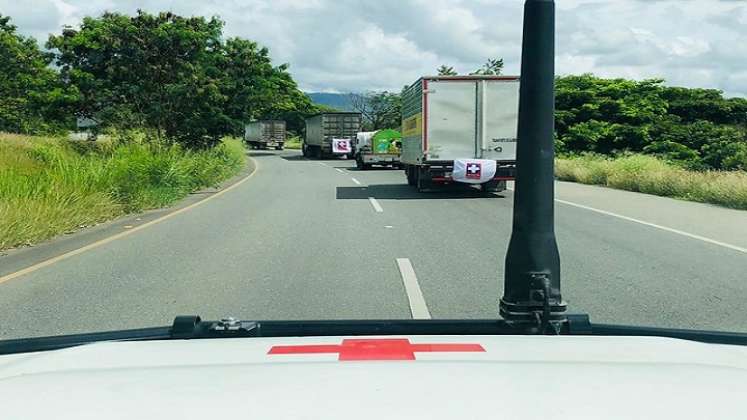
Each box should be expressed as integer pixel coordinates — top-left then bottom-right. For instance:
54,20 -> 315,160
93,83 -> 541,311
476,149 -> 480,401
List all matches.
556,154 -> 747,209
0,133 -> 245,249
556,75 -> 747,171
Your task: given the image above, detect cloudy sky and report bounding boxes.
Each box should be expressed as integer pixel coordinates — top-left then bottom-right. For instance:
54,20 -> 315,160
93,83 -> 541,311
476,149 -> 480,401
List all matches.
5,0 -> 747,96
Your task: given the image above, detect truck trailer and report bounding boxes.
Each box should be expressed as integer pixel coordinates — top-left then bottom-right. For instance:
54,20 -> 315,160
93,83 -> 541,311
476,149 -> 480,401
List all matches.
400,75 -> 520,192
244,120 -> 286,150
303,112 -> 362,159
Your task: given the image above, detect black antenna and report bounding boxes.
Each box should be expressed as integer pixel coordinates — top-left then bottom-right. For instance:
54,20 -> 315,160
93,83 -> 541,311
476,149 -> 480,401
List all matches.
500,0 -> 567,333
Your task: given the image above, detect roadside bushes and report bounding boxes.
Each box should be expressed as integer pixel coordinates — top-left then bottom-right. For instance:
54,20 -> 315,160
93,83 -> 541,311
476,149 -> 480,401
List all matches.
0,134 -> 245,250
555,75 -> 747,172
284,136 -> 302,150
555,154 -> 747,210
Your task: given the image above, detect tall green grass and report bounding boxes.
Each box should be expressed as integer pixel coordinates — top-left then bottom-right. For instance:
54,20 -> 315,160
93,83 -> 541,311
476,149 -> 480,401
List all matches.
284,136 -> 302,150
555,154 -> 747,210
0,134 -> 245,250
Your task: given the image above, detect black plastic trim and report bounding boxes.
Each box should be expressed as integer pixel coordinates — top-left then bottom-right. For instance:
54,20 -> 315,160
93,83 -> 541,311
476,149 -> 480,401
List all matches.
2,317 -> 747,356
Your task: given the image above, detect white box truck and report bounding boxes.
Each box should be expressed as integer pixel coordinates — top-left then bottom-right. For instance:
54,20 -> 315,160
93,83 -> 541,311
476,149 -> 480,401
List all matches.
245,120 -> 286,150
303,112 -> 362,159
400,75 -> 520,192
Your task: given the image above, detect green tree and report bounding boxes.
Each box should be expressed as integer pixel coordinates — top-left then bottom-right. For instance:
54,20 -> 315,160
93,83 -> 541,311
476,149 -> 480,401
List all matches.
48,11 -> 230,147
0,14 -> 75,133
471,58 -> 504,75
349,91 -> 401,130
47,10 -> 314,147
216,38 -> 314,135
555,74 -> 747,170
437,65 -> 457,76
661,87 -> 747,125
257,65 -> 318,135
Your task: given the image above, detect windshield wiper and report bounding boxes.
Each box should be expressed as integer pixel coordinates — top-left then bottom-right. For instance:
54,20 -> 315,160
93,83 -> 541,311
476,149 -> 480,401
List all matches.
2,315 -> 747,356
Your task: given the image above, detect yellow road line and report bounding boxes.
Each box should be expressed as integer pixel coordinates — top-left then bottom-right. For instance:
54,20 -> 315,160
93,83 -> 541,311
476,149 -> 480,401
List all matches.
0,156 -> 259,285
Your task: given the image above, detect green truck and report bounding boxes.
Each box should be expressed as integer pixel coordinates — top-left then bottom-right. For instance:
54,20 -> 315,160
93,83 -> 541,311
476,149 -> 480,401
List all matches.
354,129 -> 402,170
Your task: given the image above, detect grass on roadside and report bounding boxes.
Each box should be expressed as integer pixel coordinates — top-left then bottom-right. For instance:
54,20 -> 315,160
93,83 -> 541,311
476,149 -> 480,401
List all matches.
284,136 -> 302,150
0,133 -> 245,250
555,154 -> 747,210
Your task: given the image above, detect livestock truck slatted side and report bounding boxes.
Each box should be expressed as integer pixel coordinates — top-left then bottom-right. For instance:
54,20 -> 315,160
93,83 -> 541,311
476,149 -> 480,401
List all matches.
303,112 -> 362,159
245,120 -> 286,150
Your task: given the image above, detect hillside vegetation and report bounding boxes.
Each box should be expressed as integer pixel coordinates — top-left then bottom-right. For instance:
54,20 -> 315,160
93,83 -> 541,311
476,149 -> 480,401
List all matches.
555,75 -> 747,171
0,134 -> 245,250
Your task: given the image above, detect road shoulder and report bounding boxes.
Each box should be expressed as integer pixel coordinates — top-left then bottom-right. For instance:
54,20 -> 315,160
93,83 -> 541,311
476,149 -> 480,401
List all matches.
554,180 -> 747,250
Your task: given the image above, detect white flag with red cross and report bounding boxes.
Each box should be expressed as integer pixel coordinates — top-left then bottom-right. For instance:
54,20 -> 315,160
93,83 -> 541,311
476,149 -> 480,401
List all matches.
452,159 -> 498,184
332,138 -> 351,154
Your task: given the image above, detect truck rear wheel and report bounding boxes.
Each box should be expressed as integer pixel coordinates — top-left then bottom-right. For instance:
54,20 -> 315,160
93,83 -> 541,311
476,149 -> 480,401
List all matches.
275,144 -> 283,150
406,166 -> 416,186
357,155 -> 372,170
480,180 -> 504,194
416,167 -> 430,192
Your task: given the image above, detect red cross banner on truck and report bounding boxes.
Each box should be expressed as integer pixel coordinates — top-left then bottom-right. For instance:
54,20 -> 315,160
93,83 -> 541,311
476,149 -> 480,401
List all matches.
332,138 -> 351,154
452,159 -> 497,184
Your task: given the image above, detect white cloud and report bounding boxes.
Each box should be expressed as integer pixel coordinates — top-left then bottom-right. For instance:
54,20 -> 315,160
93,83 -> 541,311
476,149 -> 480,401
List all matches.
6,0 -> 747,96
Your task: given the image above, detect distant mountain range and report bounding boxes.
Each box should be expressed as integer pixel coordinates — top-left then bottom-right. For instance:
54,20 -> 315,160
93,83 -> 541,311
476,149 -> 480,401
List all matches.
306,92 -> 354,111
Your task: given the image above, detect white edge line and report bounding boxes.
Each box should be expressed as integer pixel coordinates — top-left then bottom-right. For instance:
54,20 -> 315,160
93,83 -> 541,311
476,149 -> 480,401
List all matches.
396,258 -> 432,319
555,199 -> 747,254
318,162 -> 329,167
368,197 -> 384,213
351,177 -> 362,185
334,168 -> 344,173
508,185 -> 745,254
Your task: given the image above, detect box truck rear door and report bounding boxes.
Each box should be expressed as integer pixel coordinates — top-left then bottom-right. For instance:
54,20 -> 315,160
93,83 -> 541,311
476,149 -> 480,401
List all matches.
480,80 -> 520,161
426,80 -> 477,161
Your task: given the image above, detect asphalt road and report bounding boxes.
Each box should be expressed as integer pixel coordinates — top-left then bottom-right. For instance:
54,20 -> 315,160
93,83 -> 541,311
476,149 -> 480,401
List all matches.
1,149 -> 746,339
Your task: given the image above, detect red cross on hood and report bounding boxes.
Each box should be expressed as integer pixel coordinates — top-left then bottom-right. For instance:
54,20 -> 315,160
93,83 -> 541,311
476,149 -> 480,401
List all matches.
268,338 -> 485,361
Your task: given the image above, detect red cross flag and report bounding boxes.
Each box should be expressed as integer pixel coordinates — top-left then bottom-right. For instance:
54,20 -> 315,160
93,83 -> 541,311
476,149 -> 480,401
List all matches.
268,338 -> 485,361
332,138 -> 351,154
466,162 -> 482,179
452,159 -> 498,184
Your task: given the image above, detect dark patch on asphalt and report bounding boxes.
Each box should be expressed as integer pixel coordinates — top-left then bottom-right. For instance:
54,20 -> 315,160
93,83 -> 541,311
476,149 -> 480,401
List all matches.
280,155 -> 311,161
248,151 -> 278,157
336,184 -> 504,200
336,166 -> 400,171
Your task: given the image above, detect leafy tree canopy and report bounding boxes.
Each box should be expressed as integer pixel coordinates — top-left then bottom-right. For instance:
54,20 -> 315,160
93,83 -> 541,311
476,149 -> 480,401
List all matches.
0,14 -> 77,134
46,10 -> 315,147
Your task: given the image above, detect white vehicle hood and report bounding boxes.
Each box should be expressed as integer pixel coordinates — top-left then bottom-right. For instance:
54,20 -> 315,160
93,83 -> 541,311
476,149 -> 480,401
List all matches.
1,334 -> 746,419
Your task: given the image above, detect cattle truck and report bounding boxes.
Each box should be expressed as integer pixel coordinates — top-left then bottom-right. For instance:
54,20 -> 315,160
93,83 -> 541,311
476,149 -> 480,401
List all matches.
303,112 -> 362,159
400,75 -> 520,192
245,120 -> 286,150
